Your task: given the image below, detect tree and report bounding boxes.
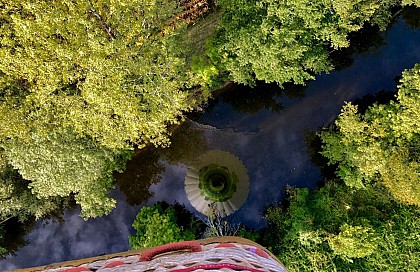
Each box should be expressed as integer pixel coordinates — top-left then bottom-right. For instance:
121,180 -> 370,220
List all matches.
207,0 -> 414,86
1,132 -> 132,219
0,151 -> 65,222
0,0 -> 208,220
0,0 -> 199,150
129,203 -> 196,249
320,64 -> 420,206
262,182 -> 420,271
327,224 -> 378,260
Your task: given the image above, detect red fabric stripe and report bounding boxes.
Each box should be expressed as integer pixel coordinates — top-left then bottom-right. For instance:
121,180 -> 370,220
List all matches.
170,262 -> 265,272
247,247 -> 270,259
103,261 -> 125,268
140,241 -> 202,261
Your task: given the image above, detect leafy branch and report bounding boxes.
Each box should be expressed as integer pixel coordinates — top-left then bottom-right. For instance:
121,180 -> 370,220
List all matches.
87,0 -> 116,41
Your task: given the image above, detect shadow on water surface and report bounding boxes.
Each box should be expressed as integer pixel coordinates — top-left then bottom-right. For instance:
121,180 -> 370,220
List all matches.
115,119 -> 208,206
304,86 -> 400,182
0,218 -> 36,259
217,82 -> 305,114
402,6 -> 420,29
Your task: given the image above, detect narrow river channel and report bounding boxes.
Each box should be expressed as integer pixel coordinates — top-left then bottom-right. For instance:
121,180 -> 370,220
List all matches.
1,14 -> 420,270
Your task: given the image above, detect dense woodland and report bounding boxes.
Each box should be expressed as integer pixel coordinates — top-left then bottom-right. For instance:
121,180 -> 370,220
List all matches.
0,0 -> 419,270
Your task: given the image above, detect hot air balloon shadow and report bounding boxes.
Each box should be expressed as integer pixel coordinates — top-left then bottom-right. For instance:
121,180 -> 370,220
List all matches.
185,150 -> 250,217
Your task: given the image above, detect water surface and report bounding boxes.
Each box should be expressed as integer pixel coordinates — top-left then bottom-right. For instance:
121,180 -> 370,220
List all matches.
1,17 -> 420,270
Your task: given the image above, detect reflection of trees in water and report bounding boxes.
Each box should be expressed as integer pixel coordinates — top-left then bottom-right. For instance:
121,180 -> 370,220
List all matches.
305,87 -> 399,182
330,23 -> 386,70
352,90 -> 397,114
304,129 -> 337,181
1,217 -> 36,259
220,82 -> 305,114
402,6 -> 420,29
116,120 -> 207,206
194,81 -> 306,115
115,148 -> 164,206
157,202 -> 206,238
330,6 -> 419,71
160,119 -> 208,165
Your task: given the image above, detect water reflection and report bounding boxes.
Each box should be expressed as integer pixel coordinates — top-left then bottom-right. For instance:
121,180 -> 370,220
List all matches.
330,23 -> 386,71
402,6 -> 420,29
0,218 -> 35,259
211,82 -> 306,114
185,150 -> 249,216
115,120 -> 208,206
2,17 -> 420,270
115,149 -> 163,206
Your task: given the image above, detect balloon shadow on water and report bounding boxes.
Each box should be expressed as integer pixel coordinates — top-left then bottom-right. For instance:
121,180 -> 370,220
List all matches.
116,119 -> 208,206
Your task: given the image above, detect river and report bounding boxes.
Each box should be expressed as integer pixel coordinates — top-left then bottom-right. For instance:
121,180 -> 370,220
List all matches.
1,13 -> 420,270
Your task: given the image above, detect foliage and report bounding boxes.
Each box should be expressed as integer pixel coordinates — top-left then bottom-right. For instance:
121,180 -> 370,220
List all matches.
203,207 -> 241,237
129,203 -> 196,250
188,56 -> 220,92
0,227 -> 6,256
402,0 -> 420,6
0,151 -> 61,257
208,0 -> 405,86
1,132 -> 132,219
0,0 -> 214,221
320,64 -> 420,206
263,182 -> 420,271
237,226 -> 261,242
0,0 -> 200,150
261,64 -> 420,271
0,151 -> 65,222
0,217 -> 36,259
327,224 -> 378,260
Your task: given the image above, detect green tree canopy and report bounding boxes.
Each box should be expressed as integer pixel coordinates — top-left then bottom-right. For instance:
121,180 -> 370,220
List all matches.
0,0 -> 205,220
208,0 -> 414,86
0,0 -> 198,150
1,132 -> 132,219
129,203 -> 196,249
0,151 -> 65,222
263,182 -> 420,271
320,64 -> 420,206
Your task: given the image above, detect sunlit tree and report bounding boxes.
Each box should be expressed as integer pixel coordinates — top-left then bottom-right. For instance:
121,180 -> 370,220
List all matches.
208,0 -> 416,86
129,203 -> 195,249
2,132 -> 132,219
321,64 -> 420,206
0,0 -> 196,150
0,0 -> 201,219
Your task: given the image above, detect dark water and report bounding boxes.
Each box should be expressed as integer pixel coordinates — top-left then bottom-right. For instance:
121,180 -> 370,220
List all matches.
2,17 -> 420,270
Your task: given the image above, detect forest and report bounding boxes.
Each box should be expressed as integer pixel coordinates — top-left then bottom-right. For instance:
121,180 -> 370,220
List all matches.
0,0 -> 419,270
